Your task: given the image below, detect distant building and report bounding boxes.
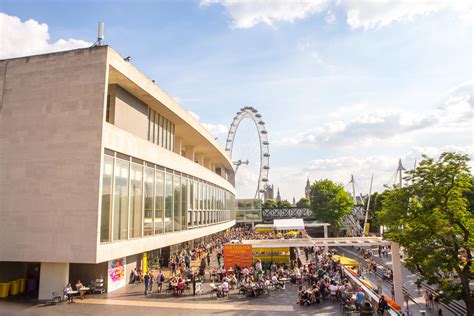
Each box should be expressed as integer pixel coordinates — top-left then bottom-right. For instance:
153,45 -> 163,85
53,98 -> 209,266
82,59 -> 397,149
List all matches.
305,178 -> 311,198
276,188 -> 281,202
292,197 -> 296,206
263,184 -> 274,201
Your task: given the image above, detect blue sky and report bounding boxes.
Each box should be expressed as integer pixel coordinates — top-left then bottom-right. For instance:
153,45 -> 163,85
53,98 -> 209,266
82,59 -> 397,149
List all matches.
1,0 -> 472,200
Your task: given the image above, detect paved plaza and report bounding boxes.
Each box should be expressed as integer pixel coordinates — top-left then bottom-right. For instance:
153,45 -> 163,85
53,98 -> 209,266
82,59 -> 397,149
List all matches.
0,281 -> 343,316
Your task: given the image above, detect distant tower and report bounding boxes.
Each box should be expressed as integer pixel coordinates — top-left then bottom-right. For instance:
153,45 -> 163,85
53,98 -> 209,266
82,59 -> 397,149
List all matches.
276,189 -> 281,202
305,178 -> 311,199
292,197 -> 296,205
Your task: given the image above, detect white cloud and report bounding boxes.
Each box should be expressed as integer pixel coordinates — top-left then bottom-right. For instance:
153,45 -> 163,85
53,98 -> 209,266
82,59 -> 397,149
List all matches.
341,0 -> 472,30
200,0 -> 329,29
202,122 -> 229,138
201,0 -> 471,30
282,81 -> 473,146
305,144 -> 474,192
0,12 -> 91,59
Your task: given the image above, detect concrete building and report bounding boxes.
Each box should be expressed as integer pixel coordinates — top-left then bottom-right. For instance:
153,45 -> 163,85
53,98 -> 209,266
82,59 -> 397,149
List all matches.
0,46 -> 236,299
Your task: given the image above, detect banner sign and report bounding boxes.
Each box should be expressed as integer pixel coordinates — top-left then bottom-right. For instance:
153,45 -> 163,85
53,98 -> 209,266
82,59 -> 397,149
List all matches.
108,257 -> 126,292
223,244 -> 252,269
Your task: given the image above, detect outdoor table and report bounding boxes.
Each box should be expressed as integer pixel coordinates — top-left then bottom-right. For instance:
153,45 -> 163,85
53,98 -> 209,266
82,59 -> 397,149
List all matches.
66,290 -> 78,303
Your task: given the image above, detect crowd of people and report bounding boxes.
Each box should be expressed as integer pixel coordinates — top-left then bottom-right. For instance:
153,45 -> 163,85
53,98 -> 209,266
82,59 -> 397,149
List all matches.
224,227 -> 305,240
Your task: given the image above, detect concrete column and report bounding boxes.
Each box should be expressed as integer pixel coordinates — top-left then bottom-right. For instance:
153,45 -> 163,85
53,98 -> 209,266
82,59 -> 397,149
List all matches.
38,262 -> 69,300
184,145 -> 194,161
391,242 -> 403,308
324,225 -> 329,253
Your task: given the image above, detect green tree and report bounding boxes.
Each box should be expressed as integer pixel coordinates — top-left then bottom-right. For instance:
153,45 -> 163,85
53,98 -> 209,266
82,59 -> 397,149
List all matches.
262,199 -> 276,209
276,200 -> 292,208
296,197 -> 311,208
377,153 -> 473,314
309,179 -> 354,234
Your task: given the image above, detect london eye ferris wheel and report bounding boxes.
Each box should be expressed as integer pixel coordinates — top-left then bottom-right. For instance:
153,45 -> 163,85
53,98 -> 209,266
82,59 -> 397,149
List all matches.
225,107 -> 270,200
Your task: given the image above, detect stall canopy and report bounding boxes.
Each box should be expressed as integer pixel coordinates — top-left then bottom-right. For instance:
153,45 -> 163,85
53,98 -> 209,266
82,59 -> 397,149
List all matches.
273,219 -> 305,231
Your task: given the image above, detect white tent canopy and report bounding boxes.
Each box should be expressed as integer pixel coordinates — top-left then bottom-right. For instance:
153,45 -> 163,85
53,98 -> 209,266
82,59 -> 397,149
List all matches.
273,218 -> 305,231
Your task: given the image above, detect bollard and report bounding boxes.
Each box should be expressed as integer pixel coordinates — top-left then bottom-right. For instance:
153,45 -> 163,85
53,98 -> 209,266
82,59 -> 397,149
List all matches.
420,310 -> 426,316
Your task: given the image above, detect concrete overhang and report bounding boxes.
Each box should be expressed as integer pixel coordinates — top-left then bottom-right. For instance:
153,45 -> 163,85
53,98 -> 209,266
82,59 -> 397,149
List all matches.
106,46 -> 233,172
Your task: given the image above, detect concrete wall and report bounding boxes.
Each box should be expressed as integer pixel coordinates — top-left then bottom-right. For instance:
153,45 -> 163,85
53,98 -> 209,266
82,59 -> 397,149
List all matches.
0,47 -> 108,263
113,85 -> 148,140
38,262 -> 69,300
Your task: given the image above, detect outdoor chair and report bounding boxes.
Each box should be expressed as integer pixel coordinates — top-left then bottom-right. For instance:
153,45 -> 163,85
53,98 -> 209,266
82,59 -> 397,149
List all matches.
47,292 -> 63,305
209,283 -> 218,298
93,278 -> 105,294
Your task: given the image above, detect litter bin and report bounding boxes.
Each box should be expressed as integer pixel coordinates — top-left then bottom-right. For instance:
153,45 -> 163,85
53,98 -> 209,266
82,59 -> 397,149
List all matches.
0,283 -> 10,298
9,280 -> 20,295
19,279 -> 26,293
27,279 -> 37,293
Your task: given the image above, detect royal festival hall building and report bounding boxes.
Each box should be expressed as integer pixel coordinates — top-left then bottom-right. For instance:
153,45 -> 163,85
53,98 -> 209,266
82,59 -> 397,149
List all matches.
0,46 -> 236,299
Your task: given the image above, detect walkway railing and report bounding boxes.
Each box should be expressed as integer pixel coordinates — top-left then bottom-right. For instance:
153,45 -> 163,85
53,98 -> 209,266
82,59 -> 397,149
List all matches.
342,266 -> 400,316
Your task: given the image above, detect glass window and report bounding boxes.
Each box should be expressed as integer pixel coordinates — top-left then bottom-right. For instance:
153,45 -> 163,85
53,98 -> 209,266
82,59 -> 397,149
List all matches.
154,113 -> 159,145
193,180 -> 198,210
144,167 -> 154,236
155,170 -> 164,234
165,172 -> 173,233
130,163 -> 143,238
171,123 -> 175,151
113,158 -> 129,241
181,177 -> 187,229
160,115 -> 164,147
173,175 -> 181,231
100,155 -> 113,243
148,108 -> 152,141
164,119 -> 169,150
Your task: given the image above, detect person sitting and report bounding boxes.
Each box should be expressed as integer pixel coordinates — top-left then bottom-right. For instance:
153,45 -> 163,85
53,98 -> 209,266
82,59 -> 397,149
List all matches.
177,278 -> 185,296
63,283 -> 73,303
271,274 -> 285,289
75,280 -> 85,300
360,301 -> 373,316
221,279 -> 229,297
228,274 -> 237,289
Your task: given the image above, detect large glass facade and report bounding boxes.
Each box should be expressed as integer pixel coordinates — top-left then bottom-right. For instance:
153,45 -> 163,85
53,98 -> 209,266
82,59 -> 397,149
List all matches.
165,172 -> 173,233
181,177 -> 187,229
100,152 -> 235,243
100,155 -> 113,242
155,170 -> 164,234
144,167 -> 154,236
173,175 -> 181,231
113,158 -> 129,241
130,163 -> 143,238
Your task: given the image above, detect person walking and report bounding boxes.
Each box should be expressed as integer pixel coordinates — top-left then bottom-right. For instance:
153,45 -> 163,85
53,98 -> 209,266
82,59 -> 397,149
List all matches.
157,270 -> 164,293
144,272 -> 150,295
148,272 -> 154,293
378,295 -> 388,316
191,272 -> 196,296
424,290 -> 430,307
403,290 -> 410,310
